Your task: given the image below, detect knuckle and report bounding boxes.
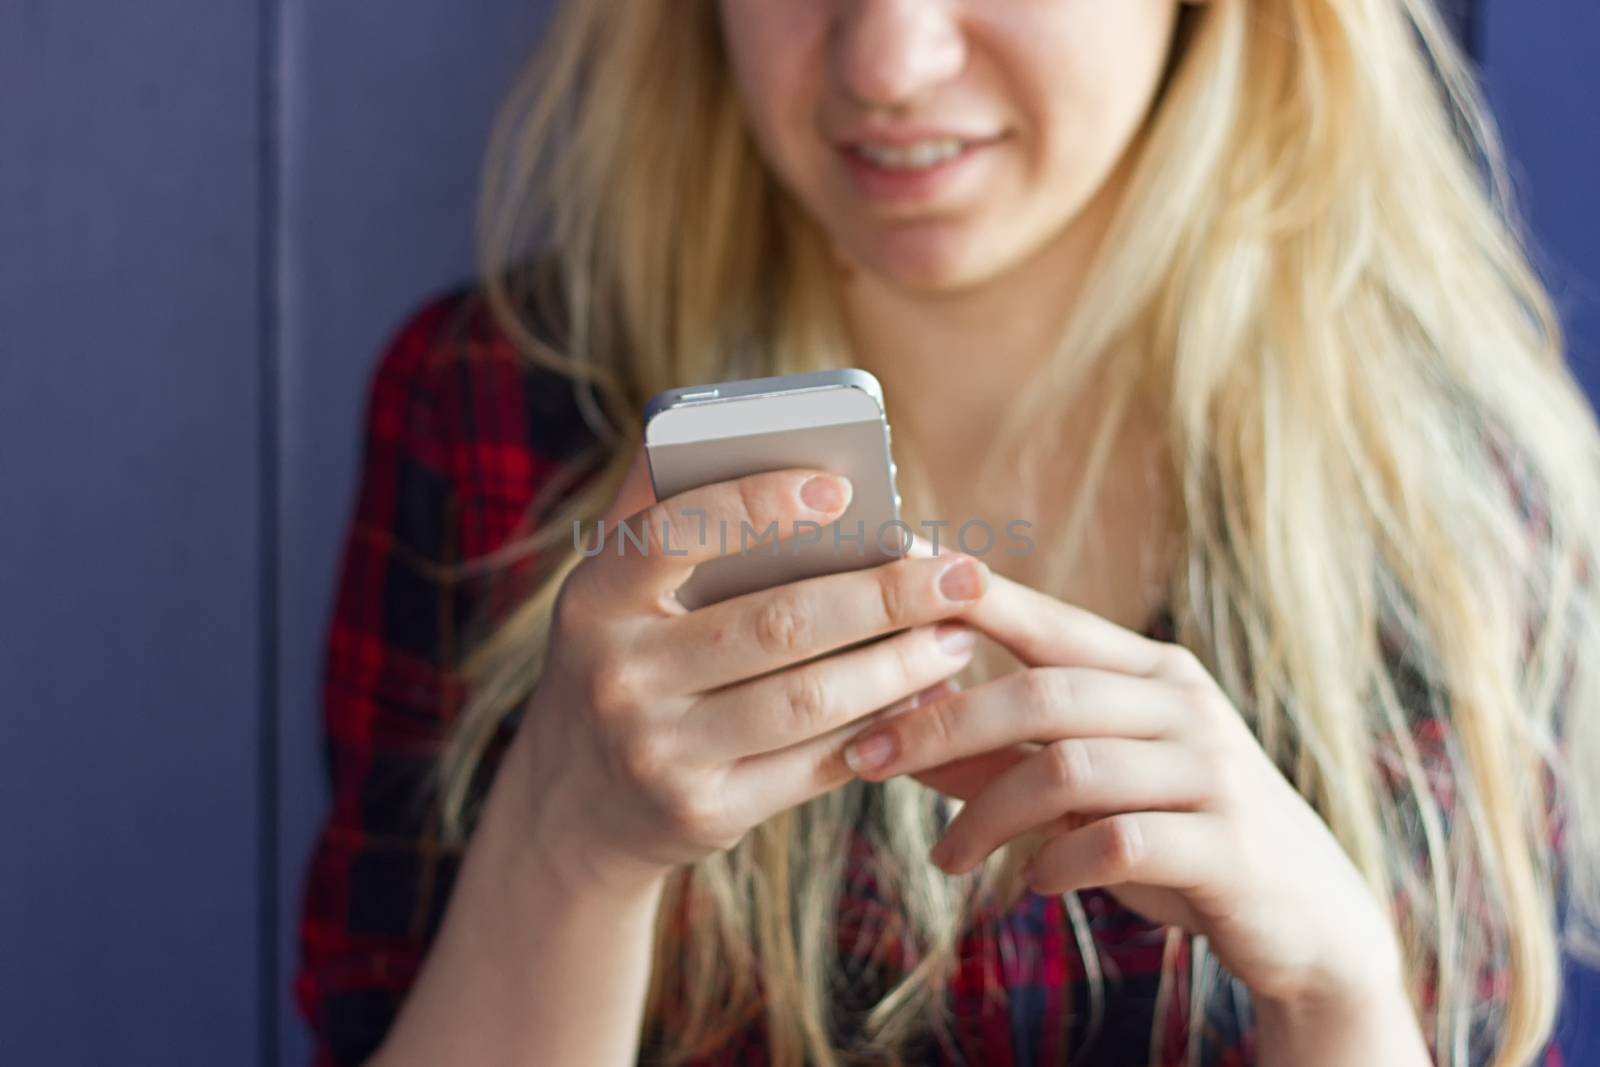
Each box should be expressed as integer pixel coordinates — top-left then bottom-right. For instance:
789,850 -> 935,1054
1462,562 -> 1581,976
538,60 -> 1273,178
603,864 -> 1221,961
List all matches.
1187,684 -> 1233,729
874,566 -> 913,627
618,729 -> 675,785
1045,738 -> 1094,795
753,592 -> 813,658
659,783 -> 724,842
734,476 -> 770,532
585,652 -> 647,716
1098,814 -> 1145,873
782,671 -> 833,731
1020,668 -> 1066,723
1159,642 -> 1206,682
887,633 -> 920,693
922,693 -> 961,749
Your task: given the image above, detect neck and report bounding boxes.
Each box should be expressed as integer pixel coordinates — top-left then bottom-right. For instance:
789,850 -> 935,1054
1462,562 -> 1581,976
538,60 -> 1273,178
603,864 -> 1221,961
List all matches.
833,165 -> 1126,460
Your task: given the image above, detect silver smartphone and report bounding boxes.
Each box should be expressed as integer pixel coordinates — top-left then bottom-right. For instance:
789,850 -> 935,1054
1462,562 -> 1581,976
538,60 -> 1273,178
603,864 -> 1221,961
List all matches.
643,369 -> 904,609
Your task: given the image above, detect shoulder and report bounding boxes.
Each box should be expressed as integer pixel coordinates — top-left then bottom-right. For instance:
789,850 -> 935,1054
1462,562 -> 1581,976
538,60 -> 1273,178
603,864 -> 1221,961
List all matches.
369,275 -> 594,462
363,276 -> 606,560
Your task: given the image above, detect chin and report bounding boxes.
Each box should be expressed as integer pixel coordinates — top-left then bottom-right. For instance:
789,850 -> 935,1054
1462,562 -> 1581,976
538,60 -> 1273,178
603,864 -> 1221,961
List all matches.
837,221 -> 1004,295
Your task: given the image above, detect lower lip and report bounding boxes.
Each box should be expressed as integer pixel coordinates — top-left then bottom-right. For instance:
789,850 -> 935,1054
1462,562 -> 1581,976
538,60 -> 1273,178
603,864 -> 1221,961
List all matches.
838,139 -> 999,205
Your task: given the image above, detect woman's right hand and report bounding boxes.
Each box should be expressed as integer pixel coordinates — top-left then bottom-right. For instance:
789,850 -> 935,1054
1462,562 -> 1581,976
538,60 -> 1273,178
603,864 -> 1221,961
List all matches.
511,447 -> 989,898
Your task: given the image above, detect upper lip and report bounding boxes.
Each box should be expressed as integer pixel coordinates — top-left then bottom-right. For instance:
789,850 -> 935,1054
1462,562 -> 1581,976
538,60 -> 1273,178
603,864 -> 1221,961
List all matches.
836,126 -> 1005,147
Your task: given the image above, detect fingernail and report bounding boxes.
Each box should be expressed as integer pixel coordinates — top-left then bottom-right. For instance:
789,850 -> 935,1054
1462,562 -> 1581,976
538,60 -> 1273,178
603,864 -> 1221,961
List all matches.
938,558 -> 983,601
935,623 -> 976,655
800,475 -> 850,513
844,731 -> 897,775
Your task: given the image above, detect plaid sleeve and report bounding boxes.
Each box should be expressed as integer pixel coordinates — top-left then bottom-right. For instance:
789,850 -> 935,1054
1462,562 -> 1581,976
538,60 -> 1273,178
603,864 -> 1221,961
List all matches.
292,292 -> 477,1067
292,287 -> 594,1066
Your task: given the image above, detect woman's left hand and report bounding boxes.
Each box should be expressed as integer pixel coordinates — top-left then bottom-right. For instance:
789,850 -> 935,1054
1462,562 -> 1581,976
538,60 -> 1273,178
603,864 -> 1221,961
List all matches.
840,568 -> 1415,1027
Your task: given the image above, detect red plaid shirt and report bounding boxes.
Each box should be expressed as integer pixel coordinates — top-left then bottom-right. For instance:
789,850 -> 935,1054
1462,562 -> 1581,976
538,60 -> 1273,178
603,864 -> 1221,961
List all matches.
295,288 -> 1566,1066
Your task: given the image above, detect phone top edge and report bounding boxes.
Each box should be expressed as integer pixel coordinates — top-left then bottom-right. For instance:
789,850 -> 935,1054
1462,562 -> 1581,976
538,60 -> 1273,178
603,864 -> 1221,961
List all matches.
642,368 -> 885,429
644,386 -> 887,448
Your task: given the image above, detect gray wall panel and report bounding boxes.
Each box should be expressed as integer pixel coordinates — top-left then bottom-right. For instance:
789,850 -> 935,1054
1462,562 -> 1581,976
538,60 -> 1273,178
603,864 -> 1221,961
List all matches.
273,2 -> 553,1060
0,2 -> 264,1063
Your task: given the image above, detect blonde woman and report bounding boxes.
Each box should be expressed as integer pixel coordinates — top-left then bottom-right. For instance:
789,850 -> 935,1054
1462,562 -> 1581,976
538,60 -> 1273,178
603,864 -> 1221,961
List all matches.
294,1 -> 1599,1065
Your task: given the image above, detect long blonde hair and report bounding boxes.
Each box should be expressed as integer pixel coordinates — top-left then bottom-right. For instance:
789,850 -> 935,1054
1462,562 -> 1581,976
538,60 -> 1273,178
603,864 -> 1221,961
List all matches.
438,1 -> 1600,1064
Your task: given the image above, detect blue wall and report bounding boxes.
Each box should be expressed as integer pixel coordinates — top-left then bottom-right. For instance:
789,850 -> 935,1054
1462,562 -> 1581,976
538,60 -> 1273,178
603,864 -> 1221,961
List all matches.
0,3 -> 1593,1064
0,2 -> 550,1064
1480,1 -> 1600,387
1,4 -> 264,1062
271,3 -> 551,1060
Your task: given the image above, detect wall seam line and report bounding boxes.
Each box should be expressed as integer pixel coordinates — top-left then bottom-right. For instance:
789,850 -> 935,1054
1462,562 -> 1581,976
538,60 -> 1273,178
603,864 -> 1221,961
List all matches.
256,0 -> 285,1062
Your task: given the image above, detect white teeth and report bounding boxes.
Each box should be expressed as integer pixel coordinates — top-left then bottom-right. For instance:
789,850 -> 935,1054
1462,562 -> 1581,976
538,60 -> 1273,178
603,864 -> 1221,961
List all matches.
854,139 -> 967,170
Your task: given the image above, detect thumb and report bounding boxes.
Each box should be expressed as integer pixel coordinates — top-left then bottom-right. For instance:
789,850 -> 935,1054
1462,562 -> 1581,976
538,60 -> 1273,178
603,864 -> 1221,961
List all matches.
599,444 -> 659,527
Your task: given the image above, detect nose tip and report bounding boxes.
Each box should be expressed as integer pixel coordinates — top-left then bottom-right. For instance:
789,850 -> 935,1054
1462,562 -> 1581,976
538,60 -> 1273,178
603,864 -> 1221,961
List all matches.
832,0 -> 967,108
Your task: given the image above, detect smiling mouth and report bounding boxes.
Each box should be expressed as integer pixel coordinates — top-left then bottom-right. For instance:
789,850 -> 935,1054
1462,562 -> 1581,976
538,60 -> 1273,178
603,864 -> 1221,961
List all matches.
843,134 -> 1005,173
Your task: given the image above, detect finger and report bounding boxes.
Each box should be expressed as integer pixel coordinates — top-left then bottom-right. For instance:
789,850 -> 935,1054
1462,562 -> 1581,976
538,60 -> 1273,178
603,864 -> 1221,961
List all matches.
878,678 -> 962,721
930,739 -> 1210,875
1020,811 -> 1223,896
910,744 -> 1034,802
843,667 -> 1190,782
682,621 -> 977,762
904,533 -> 960,560
963,572 -> 1205,684
642,552 -> 990,691
579,466 -> 855,606
717,679 -> 959,823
